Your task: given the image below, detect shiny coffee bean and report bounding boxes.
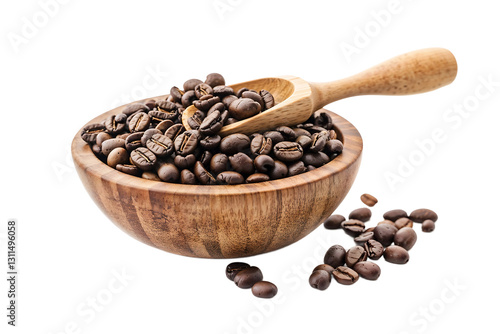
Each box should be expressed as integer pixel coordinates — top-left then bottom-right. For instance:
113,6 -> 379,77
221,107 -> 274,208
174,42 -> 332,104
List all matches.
180,169 -> 197,184
324,245 -> 346,268
226,262 -> 250,281
360,193 -> 378,207
252,281 -> 278,299
193,161 -> 217,185
332,266 -> 359,285
314,112 -> 333,130
104,114 -> 126,135
217,171 -> 245,185
246,173 -> 270,183
323,139 -> 343,155
293,128 -> 311,137
169,87 -> 184,103
410,208 -> 438,223
341,220 -> 365,237
373,223 -> 398,247
394,227 -> 417,250
323,214 -> 345,230
129,112 -> 150,132
309,131 -> 328,152
194,95 -> 221,112
236,87 -> 250,97
422,219 -> 435,232
296,135 -> 312,149
183,78 -> 203,91
254,155 -> 275,173
269,160 -> 288,179
210,153 -> 229,175
384,245 -> 410,264
81,123 -> 106,143
125,132 -> 144,151
309,270 -> 331,291
383,209 -> 408,221
102,138 -> 126,156
181,90 -> 197,108
260,89 -> 275,110
313,264 -> 335,275
174,154 -> 196,170
234,267 -> 263,289
141,171 -> 161,181
157,163 -> 179,183
364,239 -> 384,260
95,132 -> 112,147
250,134 -> 272,156
354,231 -> 374,245
288,161 -> 307,176
378,220 -> 396,227
228,98 -> 261,120
199,135 -> 221,150
165,124 -> 185,141
194,83 -> 213,99
174,130 -> 199,156
301,152 -> 329,167
353,261 -> 381,280
205,73 -> 225,88
263,131 -> 284,145
349,208 -> 372,222
345,246 -> 368,267
107,147 -> 129,168
229,152 -> 254,175
213,85 -> 234,97
395,217 -> 413,229
221,95 -> 238,109
274,141 -> 303,162
155,119 -> 174,132
116,163 -> 141,176
122,103 -> 148,116
275,126 -> 296,141
130,147 -> 157,171
220,134 -> 250,155
241,91 -> 265,110
146,134 -> 173,157
141,129 -> 162,147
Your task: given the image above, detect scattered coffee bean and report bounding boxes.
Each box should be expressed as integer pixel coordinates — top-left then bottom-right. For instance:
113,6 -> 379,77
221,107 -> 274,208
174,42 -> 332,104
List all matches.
252,281 -> 278,298
422,219 -> 436,232
354,231 -> 374,245
345,246 -> 368,267
410,209 -> 438,223
394,227 -> 417,250
353,261 -> 381,280
323,214 -> 345,230
234,267 -> 263,289
378,220 -> 396,227
332,266 -> 359,285
324,245 -> 346,268
395,217 -> 413,229
373,223 -> 398,247
341,220 -> 365,237
364,239 -> 384,260
360,193 -> 378,207
313,264 -> 335,275
384,245 -> 410,264
383,209 -> 408,222
348,208 -> 372,222
309,270 -> 331,290
226,262 -> 251,281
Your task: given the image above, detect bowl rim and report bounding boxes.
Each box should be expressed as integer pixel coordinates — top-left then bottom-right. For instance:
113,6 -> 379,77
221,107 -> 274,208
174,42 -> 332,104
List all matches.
71,95 -> 363,196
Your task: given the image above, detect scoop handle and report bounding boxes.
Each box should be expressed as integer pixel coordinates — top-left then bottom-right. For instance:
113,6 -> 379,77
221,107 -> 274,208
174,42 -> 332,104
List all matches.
310,48 -> 458,109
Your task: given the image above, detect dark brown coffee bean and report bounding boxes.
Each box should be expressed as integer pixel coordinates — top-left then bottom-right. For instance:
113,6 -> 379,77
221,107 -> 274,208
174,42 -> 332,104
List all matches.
155,162 -> 178,183
341,220 -> 365,237
141,128 -> 162,147
301,152 -> 329,167
296,135 -> 312,149
274,126 -> 296,141
174,154 -> 196,170
193,161 -> 217,185
354,231 -> 374,245
254,155 -> 275,173
81,123 -> 106,143
181,90 -> 197,108
314,112 -> 333,130
327,130 -> 337,140
228,98 -> 261,120
165,124 -> 185,141
95,132 -> 112,147
130,147 -> 157,171
323,214 -> 345,230
205,73 -> 225,88
229,152 -> 254,175
101,138 -> 126,156
199,135 -> 221,150
309,131 -> 328,152
360,193 -> 378,207
155,119 -> 174,132
234,267 -> 263,289
148,110 -> 168,124
180,169 -> 197,185
200,151 -> 213,168
200,110 -> 227,136
122,103 -> 148,116
194,83 -> 213,99
183,79 -> 203,92
220,134 -> 250,155
252,281 -> 278,299
124,132 -> 144,152
395,217 -> 413,229
274,141 -> 303,162
373,223 -> 398,247
143,99 -> 156,110
116,132 -> 130,141
394,227 -> 417,250
116,163 -> 141,176
146,134 -> 173,157
332,266 -> 359,285
269,160 -> 288,179
193,95 -> 221,112
210,153 -> 229,175
349,208 -> 372,222
324,245 -> 346,268
107,147 -> 129,168
345,246 -> 368,267
246,173 -> 270,183
378,220 -> 396,227
250,134 -> 272,156
169,86 -> 184,103
410,209 -> 438,223
353,261 -> 381,280
259,90 -> 275,110
293,128 -> 311,137
217,171 -> 245,185
174,130 -> 199,156
384,245 -> 410,264
263,131 -> 284,144
422,219 -> 435,232
309,270 -> 331,291
129,112 -> 151,132
365,227 -> 376,233
213,85 -> 234,97
383,209 -> 408,221
221,95 -> 238,109
104,115 -> 126,135
364,239 -> 384,260
287,161 -> 307,176
313,264 -> 335,275
241,91 -> 265,110
141,171 -> 161,181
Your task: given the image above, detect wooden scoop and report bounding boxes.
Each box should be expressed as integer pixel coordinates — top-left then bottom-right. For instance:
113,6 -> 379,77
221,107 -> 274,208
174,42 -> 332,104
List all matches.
182,48 -> 457,136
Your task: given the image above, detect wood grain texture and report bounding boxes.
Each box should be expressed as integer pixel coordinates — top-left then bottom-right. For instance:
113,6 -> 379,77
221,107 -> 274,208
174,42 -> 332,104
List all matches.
183,48 -> 457,136
72,105 -> 362,259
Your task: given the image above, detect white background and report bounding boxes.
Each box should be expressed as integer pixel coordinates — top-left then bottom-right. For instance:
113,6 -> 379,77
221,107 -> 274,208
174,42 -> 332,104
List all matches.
1,1 -> 499,333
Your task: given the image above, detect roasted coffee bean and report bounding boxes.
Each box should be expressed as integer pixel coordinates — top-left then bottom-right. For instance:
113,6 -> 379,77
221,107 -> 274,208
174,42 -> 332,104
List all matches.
360,193 -> 378,207
157,100 -> 177,112
148,110 -> 169,124
165,124 -> 185,141
220,134 -> 250,155
81,123 -> 106,143
183,79 -> 203,91
341,220 -> 365,237
124,132 -> 143,152
378,220 -> 396,227
206,102 -> 225,117
210,153 -> 229,175
221,95 -> 238,109
156,162 -> 179,183
155,119 -> 174,132
122,103 -> 148,116
236,87 -> 250,97
309,131 -> 328,152
180,169 -> 197,184
199,110 -> 227,136
354,231 -> 374,245
96,132 -> 112,147
229,152 -> 254,175
314,112 -> 333,130
194,83 -> 213,99
293,128 -> 311,137
130,147 -> 157,171
410,209 -> 438,223
181,90 -> 197,108
274,141 -> 303,162
395,217 -> 413,229
228,98 -> 261,120
246,173 -> 270,183
213,85 -> 234,97
324,139 -> 344,156
141,129 -> 162,147
309,270 -> 331,291
394,227 -> 417,250
260,89 -> 275,110
365,227 -> 376,233
146,134 -> 174,157
217,171 -> 245,185
101,138 -> 126,156
383,209 -> 408,221
234,267 -> 263,289
174,130 -> 199,156
301,152 -> 329,167
193,95 -> 221,112
169,86 -> 184,103
174,154 -> 196,170
200,150 -> 213,168
199,135 -> 221,150
144,99 -> 156,110
205,73 -> 225,88
364,239 -> 384,260
250,134 -> 272,156
349,208 -> 372,222
327,130 -> 337,140
313,264 -> 335,275
104,115 -> 126,135
187,113 -> 203,130
275,126 -> 296,141
269,160 -> 288,179
384,245 -> 410,264
345,246 -> 368,267
107,147 -> 129,168
254,155 -> 275,173
193,161 -> 217,185
129,112 -> 151,132
116,132 -> 131,140
252,281 -> 278,299
324,245 -> 346,268
141,171 -> 161,181
373,223 -> 398,247
241,91 -> 265,110
288,161 -> 307,176
264,131 -> 284,144
116,164 -> 141,176
332,266 -> 359,285
323,214 -> 345,230
296,135 -> 312,149
353,261 -> 381,280
422,219 -> 435,232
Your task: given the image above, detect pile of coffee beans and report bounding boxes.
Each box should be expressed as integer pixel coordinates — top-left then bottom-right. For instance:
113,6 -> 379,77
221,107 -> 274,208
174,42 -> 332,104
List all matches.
80,73 -> 344,184
310,206 -> 438,290
226,262 -> 277,298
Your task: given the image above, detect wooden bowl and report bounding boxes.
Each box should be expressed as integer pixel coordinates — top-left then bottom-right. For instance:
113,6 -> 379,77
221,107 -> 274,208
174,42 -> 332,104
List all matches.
71,97 -> 363,258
